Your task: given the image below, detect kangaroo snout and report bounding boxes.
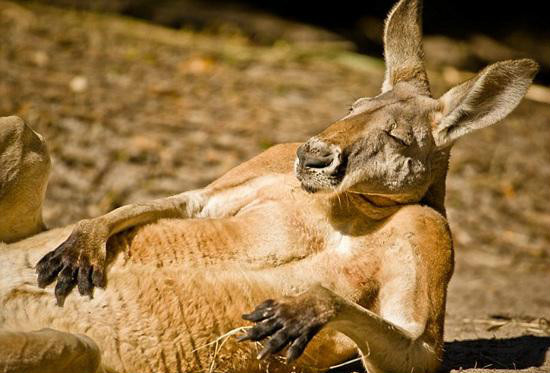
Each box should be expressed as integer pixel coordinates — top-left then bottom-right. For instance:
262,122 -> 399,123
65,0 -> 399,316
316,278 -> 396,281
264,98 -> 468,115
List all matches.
297,141 -> 341,173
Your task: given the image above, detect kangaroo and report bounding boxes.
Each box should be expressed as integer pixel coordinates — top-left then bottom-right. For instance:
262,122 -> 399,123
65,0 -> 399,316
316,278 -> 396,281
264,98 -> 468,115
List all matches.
0,0 -> 538,372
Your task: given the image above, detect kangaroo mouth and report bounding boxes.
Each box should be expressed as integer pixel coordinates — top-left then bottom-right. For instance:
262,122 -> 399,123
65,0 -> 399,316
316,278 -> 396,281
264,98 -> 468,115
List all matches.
300,182 -> 321,194
295,170 -> 344,194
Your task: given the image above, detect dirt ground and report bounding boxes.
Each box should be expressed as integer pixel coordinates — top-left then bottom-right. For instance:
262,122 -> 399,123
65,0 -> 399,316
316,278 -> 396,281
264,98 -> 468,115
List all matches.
1,1 -> 549,372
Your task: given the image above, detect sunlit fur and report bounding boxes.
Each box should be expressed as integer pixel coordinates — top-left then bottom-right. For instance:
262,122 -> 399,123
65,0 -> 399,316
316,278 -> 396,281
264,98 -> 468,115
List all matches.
0,0 -> 538,372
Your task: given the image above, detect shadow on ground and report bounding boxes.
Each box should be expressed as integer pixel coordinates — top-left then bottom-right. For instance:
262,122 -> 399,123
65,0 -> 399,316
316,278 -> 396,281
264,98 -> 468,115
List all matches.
328,336 -> 550,372
441,336 -> 550,371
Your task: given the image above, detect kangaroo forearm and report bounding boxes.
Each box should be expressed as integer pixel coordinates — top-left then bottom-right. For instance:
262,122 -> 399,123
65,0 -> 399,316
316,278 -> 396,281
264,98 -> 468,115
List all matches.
97,191 -> 206,235
331,297 -> 413,351
95,173 -> 278,236
328,292 -> 438,373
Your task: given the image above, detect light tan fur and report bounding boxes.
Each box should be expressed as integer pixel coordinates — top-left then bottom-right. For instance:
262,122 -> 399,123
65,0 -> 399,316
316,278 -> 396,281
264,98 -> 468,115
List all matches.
0,1 -> 538,372
0,116 -> 50,243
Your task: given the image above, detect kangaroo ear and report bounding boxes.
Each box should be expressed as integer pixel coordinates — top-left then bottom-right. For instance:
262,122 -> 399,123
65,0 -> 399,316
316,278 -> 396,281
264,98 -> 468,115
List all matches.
382,0 -> 430,95
433,59 -> 539,148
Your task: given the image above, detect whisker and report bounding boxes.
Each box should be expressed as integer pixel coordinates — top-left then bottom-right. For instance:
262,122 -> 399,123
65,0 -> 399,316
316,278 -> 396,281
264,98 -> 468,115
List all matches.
333,186 -> 343,208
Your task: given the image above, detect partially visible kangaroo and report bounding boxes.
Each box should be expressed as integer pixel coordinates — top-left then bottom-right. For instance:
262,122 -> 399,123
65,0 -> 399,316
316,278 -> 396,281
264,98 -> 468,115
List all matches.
0,0 -> 538,372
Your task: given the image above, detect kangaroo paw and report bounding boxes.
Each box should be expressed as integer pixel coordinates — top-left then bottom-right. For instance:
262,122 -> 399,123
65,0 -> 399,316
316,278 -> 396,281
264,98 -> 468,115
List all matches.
239,286 -> 336,363
36,220 -> 107,306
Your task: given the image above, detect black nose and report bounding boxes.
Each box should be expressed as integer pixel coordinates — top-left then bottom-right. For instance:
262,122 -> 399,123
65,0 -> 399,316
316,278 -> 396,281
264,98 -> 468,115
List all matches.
303,153 -> 334,169
297,143 -> 340,170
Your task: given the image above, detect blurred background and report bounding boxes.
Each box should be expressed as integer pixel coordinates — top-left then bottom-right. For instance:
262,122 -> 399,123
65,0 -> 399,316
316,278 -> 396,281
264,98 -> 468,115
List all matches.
17,0 -> 550,84
1,1 -> 549,372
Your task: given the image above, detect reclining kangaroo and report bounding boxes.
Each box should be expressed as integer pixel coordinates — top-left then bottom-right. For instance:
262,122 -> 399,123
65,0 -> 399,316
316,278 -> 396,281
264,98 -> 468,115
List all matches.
0,0 -> 538,372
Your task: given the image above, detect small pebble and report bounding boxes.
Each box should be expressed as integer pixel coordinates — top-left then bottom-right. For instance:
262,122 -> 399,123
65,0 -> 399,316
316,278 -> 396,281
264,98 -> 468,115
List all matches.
69,76 -> 88,92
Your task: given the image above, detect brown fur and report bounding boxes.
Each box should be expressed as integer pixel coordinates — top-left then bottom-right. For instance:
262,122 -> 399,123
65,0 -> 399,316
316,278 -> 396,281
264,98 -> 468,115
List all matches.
0,0 -> 538,372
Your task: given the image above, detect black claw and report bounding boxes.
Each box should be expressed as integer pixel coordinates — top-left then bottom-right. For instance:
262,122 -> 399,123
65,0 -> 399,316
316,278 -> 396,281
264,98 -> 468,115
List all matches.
36,250 -> 55,272
286,325 -> 321,363
92,268 -> 105,288
286,334 -> 309,363
54,265 -> 78,307
258,328 -> 292,359
237,318 -> 283,342
77,260 -> 94,297
36,252 -> 63,288
242,299 -> 276,322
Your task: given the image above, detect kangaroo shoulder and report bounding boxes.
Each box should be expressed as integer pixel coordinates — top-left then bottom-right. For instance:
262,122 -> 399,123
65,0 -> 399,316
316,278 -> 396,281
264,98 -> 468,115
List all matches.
391,204 -> 450,239
389,205 -> 453,267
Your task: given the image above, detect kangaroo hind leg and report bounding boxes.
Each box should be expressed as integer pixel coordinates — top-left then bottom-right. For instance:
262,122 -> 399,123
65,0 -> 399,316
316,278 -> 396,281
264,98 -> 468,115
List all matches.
0,328 -> 103,373
0,116 -> 51,244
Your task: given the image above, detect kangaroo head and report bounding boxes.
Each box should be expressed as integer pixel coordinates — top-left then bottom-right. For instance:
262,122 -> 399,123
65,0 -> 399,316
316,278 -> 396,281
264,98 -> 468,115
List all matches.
295,0 -> 538,203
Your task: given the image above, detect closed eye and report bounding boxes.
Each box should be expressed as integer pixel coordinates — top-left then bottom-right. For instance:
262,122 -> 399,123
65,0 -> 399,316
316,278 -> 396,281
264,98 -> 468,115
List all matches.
386,129 -> 412,147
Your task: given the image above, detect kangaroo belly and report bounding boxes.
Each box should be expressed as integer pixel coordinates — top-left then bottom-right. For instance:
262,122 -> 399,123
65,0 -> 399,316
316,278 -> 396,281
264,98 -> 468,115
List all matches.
1,226 -> 357,373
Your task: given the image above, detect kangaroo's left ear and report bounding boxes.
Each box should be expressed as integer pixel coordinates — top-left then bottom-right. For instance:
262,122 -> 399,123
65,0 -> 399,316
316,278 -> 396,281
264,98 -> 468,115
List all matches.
433,59 -> 539,148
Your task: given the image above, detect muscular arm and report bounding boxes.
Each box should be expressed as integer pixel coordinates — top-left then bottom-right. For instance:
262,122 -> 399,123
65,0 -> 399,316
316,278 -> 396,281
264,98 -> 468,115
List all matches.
239,284 -> 442,373
36,190 -> 209,306
92,191 -> 205,235
36,143 -> 300,305
238,209 -> 453,373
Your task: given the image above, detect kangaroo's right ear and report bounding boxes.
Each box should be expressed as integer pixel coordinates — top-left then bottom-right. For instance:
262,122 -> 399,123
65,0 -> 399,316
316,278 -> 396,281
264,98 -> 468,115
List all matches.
433,59 -> 539,148
382,0 -> 430,95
